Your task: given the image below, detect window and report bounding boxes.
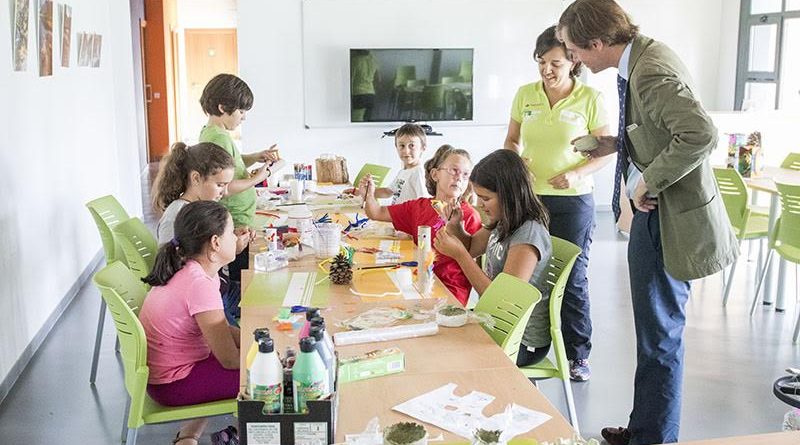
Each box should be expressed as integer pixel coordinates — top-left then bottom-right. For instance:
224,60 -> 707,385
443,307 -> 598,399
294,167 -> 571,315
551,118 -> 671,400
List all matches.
736,1 -> 800,111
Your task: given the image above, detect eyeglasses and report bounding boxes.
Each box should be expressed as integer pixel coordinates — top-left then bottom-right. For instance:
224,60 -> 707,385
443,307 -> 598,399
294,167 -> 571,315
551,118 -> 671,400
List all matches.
438,167 -> 471,180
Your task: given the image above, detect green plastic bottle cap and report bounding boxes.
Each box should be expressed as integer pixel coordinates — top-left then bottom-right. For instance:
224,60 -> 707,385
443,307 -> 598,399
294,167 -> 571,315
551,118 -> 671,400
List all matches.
299,336 -> 316,353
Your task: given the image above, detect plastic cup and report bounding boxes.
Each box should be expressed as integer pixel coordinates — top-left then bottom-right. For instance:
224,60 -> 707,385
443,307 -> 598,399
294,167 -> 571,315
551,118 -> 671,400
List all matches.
313,223 -> 342,259
289,179 -> 304,202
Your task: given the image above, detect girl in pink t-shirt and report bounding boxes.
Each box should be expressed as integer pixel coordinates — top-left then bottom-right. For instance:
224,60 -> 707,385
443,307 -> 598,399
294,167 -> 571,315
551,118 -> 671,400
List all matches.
361,145 -> 482,305
139,201 -> 240,445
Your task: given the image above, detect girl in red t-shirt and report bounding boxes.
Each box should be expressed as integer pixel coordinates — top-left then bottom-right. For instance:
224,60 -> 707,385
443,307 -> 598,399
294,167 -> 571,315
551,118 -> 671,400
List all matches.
361,144 -> 482,305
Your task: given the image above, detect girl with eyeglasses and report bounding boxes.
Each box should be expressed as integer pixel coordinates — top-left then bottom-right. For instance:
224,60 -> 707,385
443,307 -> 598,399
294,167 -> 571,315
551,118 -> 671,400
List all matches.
361,144 -> 482,305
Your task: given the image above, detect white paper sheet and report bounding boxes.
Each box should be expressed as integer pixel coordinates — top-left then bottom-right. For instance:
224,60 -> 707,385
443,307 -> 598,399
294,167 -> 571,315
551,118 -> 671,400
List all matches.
281,272 -> 317,307
392,383 -> 551,441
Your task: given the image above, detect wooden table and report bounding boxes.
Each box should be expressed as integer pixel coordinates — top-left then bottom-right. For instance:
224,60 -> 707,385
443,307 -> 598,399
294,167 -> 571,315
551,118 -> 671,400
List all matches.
745,166 -> 800,311
238,232 -> 574,443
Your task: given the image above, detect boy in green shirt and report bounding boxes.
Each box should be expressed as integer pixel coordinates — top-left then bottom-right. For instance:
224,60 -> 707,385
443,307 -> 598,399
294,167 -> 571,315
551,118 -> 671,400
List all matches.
199,74 -> 280,315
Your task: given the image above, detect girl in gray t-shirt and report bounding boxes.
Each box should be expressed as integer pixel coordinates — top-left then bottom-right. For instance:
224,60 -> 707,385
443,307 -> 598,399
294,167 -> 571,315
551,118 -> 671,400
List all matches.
434,149 -> 552,366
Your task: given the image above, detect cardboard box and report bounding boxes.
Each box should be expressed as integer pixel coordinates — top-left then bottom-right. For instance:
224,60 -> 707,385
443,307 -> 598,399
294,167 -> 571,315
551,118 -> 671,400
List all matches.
337,348 -> 405,383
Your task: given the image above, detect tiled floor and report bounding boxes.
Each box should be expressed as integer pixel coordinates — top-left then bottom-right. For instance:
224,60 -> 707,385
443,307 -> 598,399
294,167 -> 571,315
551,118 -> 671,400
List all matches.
1,174 -> 799,443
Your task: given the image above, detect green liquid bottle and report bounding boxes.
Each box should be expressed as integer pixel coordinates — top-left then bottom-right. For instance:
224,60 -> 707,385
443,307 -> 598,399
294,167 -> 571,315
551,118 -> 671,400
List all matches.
292,337 -> 329,413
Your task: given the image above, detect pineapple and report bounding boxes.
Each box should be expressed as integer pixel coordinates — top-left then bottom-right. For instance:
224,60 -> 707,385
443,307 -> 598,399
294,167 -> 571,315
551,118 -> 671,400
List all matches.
329,253 -> 353,285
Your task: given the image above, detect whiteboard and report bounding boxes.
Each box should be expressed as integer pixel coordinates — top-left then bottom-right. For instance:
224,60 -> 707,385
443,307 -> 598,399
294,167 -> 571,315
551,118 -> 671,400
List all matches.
301,0 -> 563,128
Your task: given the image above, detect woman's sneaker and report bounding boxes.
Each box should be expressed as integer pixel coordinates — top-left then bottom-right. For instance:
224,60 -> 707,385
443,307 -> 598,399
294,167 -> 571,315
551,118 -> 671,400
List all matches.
569,359 -> 591,381
211,425 -> 239,445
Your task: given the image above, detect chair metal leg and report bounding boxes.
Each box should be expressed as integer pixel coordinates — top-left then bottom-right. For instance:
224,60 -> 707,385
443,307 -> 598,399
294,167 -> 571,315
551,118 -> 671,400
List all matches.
125,427 -> 138,445
121,397 -> 131,443
750,249 -> 775,316
562,379 -> 580,435
793,310 -> 800,344
722,258 -> 738,307
115,336 -> 120,353
90,299 -> 107,384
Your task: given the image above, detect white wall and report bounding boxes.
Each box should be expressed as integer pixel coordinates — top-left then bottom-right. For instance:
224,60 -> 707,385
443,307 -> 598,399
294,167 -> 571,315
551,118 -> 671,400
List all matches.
238,0 -> 742,210
0,0 -> 142,388
177,0 -> 237,29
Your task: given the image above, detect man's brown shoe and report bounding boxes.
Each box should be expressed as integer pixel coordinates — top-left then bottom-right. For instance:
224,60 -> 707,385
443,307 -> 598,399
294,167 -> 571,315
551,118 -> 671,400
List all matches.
601,426 -> 631,445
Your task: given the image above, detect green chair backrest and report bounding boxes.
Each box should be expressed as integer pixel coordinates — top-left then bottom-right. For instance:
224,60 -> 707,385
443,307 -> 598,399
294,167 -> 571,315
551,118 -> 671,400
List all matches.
394,65 -> 417,87
774,182 -> 800,263
546,237 -> 582,333
86,195 -> 130,265
92,262 -> 149,420
474,273 -> 541,361
353,163 -> 392,190
781,152 -> 800,171
713,167 -> 749,234
458,60 -> 473,82
112,217 -> 158,280
420,85 -> 446,111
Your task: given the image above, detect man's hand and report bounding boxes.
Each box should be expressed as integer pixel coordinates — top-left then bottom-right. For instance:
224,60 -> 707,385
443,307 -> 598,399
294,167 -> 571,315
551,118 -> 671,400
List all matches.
632,178 -> 658,212
573,135 -> 617,159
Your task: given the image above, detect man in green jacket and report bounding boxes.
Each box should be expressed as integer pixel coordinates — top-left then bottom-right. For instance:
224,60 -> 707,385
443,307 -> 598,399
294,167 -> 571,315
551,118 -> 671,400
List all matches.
558,1 -> 738,444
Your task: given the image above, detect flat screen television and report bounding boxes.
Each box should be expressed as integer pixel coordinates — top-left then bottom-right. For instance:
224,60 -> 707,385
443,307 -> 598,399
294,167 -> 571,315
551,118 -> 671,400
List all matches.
349,48 -> 474,123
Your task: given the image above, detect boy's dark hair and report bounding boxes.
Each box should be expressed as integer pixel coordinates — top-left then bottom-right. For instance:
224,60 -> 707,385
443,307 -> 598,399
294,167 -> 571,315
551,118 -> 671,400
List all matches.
200,73 -> 254,116
470,150 -> 549,242
394,123 -> 427,148
558,0 -> 639,49
143,201 -> 230,287
535,25 -> 583,78
151,142 -> 235,212
423,144 -> 473,199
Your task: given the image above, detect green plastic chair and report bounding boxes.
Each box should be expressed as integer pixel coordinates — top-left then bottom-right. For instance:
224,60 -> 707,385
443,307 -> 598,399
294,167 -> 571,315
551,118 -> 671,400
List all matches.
86,195 -> 131,384
419,85 -> 446,120
393,65 -> 417,87
112,217 -> 158,281
781,152 -> 800,171
750,183 -> 800,342
517,236 -> 581,433
441,76 -> 461,84
458,60 -> 473,82
353,163 -> 392,190
406,79 -> 427,88
473,272 -> 541,362
713,167 -> 770,306
93,262 -> 237,445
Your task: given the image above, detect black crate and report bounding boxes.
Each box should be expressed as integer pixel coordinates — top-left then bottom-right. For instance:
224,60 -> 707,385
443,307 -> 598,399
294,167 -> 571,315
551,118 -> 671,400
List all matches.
238,393 -> 338,445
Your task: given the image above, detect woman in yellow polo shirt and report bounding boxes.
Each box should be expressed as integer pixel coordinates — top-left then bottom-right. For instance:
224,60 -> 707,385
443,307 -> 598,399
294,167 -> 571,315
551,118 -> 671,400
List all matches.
504,25 -> 610,382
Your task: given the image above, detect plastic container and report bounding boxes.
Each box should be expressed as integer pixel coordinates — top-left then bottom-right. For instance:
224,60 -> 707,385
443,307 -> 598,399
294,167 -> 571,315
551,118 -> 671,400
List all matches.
416,226 -> 434,297
309,317 -> 335,353
248,337 -> 283,414
436,305 -> 468,327
287,205 -> 314,244
313,223 -> 342,259
293,337 -> 329,413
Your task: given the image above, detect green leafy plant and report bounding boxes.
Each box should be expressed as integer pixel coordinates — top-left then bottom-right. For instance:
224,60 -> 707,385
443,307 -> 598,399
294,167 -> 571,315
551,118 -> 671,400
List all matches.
473,428 -> 502,444
384,422 -> 426,444
439,305 -> 466,316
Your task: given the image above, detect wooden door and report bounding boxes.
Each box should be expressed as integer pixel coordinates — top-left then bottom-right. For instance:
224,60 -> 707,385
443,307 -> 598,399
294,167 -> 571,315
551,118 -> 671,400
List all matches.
184,29 -> 238,139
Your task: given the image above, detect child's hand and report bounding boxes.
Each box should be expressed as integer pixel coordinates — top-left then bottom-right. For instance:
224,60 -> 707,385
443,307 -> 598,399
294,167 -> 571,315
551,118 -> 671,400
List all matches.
358,174 -> 375,198
234,226 -> 254,254
256,144 -> 280,163
434,199 -> 463,227
433,227 -> 465,259
251,163 -> 270,182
